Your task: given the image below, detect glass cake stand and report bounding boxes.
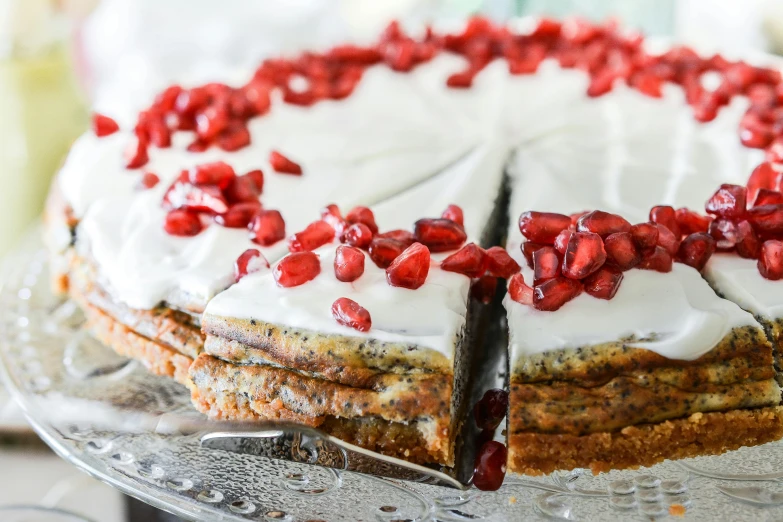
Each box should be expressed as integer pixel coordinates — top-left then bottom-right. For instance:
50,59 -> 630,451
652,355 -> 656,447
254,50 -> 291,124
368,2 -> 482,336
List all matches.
3,230 -> 783,521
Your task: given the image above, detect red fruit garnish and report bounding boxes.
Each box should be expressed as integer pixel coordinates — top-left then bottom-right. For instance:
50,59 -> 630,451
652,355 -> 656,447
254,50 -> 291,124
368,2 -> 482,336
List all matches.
334,245 -> 365,282
223,173 -> 262,204
747,204 -> 783,235
164,209 -> 203,237
677,233 -> 716,271
766,138 -> 783,164
518,211 -> 571,244
175,87 -> 209,115
124,135 -> 149,169
708,219 -> 739,250
139,172 -> 160,190
413,218 -> 467,253
533,246 -> 561,285
218,123 -> 251,152
583,266 -> 624,300
92,113 -> 120,137
331,297 -> 372,332
471,275 -> 498,304
441,243 -> 487,278
655,223 -> 682,256
629,222 -> 659,250
320,204 -> 348,237
346,206 -> 379,234
576,210 -> 631,237
473,389 -> 509,431
735,220 -> 761,259
386,243 -> 430,290
376,229 -> 415,246
343,223 -> 373,249
368,237 -> 406,268
274,252 -> 321,288
485,246 -> 520,278
195,105 -> 229,141
649,206 -> 681,237
706,184 -> 747,219
746,162 -> 779,204
473,441 -> 507,492
249,210 -> 286,246
562,232 -> 606,279
553,229 -> 572,254
188,161 -> 236,189
739,113 -> 774,149
752,189 -> 783,207
604,232 -> 641,270
587,68 -> 616,97
148,121 -> 171,148
234,248 -> 269,282
441,204 -> 465,226
569,211 -> 588,226
533,277 -> 583,311
288,220 -> 335,253
758,240 -> 783,280
638,246 -> 673,273
521,241 -> 548,268
214,201 -> 262,228
163,182 -> 229,214
269,150 -> 303,175
676,208 -> 712,235
507,273 -> 533,305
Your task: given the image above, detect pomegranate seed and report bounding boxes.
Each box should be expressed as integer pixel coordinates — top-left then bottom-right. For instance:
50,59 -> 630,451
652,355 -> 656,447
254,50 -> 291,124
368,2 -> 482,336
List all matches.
138,172 -> 160,190
148,120 -> 171,148
188,161 -> 236,189
747,204 -> 783,236
343,223 -> 373,249
331,297 -> 372,332
473,389 -> 508,431
386,243 -> 430,290
584,266 -> 623,300
656,224 -> 682,256
758,240 -> 783,280
381,39 -> 416,72
186,138 -> 210,153
521,241 -> 547,268
531,18 -> 562,39
368,238 -> 406,269
274,252 -> 321,288
533,246 -> 561,284
740,121 -> 774,149
473,441 -> 507,492
638,246 -> 673,273
269,150 -> 303,175
485,246 -> 520,278
562,232 -> 606,279
554,229 -> 572,254
471,275 -> 498,304
766,138 -> 783,164
346,206 -> 379,234
376,229 -> 416,246
649,206 -> 681,237
218,123 -> 251,152
413,218 -> 467,253
587,68 -> 616,97
164,209 -> 203,237
249,210 -> 286,246
630,71 -> 663,98
234,249 -> 269,282
163,182 -> 229,214
569,211 -> 588,226
533,277 -> 583,311
706,184 -> 747,219
441,243 -> 487,278
518,211 -> 571,244
288,220 -> 335,253
629,222 -> 659,250
92,113 -> 120,137
154,85 -> 182,112
224,173 -> 261,204
747,163 -> 779,204
709,219 -> 739,250
604,232 -> 641,270
576,210 -> 631,237
735,220 -> 761,258
507,273 -> 533,305
320,204 -> 348,237
677,233 -> 716,271
195,105 -> 229,141
676,208 -> 712,235
214,201 -> 262,228
327,45 -> 382,65
175,88 -> 209,115
752,189 -> 783,207
726,61 -> 756,89
334,245 -> 366,282
441,204 -> 464,226
124,135 -> 149,169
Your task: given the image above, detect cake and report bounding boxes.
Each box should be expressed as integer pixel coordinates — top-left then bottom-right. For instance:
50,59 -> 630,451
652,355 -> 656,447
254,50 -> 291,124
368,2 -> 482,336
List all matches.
45,16 -> 783,485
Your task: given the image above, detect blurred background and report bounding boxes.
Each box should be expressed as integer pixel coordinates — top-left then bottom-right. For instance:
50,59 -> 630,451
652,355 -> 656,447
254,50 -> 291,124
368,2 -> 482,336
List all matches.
2,0 -> 783,520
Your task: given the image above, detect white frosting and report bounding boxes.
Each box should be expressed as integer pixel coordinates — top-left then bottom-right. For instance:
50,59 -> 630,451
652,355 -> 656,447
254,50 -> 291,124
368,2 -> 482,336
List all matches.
704,254 -> 783,322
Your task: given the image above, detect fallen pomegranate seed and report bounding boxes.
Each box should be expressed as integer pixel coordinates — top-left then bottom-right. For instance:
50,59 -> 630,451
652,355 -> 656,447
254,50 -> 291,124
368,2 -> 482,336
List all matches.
649,206 -> 681,237
473,441 -> 507,492
138,172 -> 160,190
163,209 -> 203,237
655,224 -> 682,256
163,182 -> 229,214
752,189 -> 783,207
485,246 -> 520,278
521,241 -> 547,268
331,297 -> 372,332
334,245 -> 365,282
533,277 -> 583,311
747,204 -> 783,235
274,252 -> 321,288
368,238 -> 406,269
604,232 -> 641,270
735,220 -> 761,258
706,184 -> 747,219
376,229 -> 415,246
638,246 -> 673,273
441,204 -> 464,226
249,210 -> 286,246
708,219 -> 739,250
414,218 -> 467,253
747,163 -> 779,204
218,123 -> 252,152
288,220 -> 335,252
214,201 -> 262,228
234,248 -> 269,282
533,246 -> 561,284
473,389 -> 509,431
507,273 -> 533,305
269,150 -> 303,175
188,161 -> 236,189
441,243 -> 487,278
92,113 -> 120,137
576,211 -> 631,237
124,135 -> 149,169
554,229 -> 573,254
629,222 -> 659,250
224,173 -> 262,204
758,240 -> 783,280
343,223 -> 373,249
386,243 -> 431,290
346,206 -> 379,234
518,211 -> 571,244
471,275 -> 498,304
562,232 -> 606,279
677,233 -> 716,271
584,266 -> 624,300
676,208 -> 712,235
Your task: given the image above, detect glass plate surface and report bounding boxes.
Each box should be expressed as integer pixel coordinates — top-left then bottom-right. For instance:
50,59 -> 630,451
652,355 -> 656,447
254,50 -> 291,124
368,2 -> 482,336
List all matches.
3,231 -> 783,521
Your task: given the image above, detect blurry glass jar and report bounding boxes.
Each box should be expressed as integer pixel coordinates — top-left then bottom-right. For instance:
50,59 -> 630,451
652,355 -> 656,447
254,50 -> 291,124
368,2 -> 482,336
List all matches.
0,0 -> 86,257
